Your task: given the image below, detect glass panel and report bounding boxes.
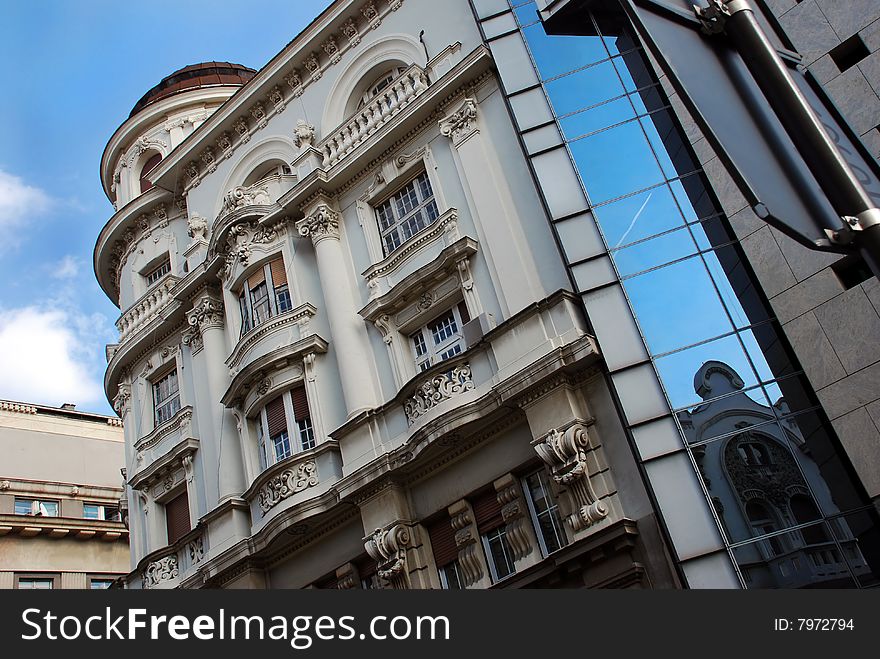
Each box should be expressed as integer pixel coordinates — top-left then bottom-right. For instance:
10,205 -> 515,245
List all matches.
484,528 -> 516,581
732,526 -> 856,589
543,60 -> 626,116
39,501 -> 58,517
655,334 -> 763,410
639,109 -> 698,180
623,256 -> 735,356
273,431 -> 291,461
83,504 -> 100,520
522,23 -> 610,81
558,96 -> 635,141
298,418 -> 315,451
594,184 -> 687,248
828,511 -> 880,588
524,471 -> 567,555
569,119 -> 666,204
275,286 -> 292,313
439,562 -> 463,590
612,226 -> 700,278
14,499 -> 33,515
90,580 -> 114,589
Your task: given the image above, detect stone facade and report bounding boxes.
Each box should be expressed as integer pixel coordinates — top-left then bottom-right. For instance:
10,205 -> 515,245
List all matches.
95,0 -> 679,590
0,401 -> 129,589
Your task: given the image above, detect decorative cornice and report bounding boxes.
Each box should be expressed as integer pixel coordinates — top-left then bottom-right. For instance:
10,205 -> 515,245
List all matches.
0,401 -> 37,415
134,406 -> 194,453
226,303 -> 317,372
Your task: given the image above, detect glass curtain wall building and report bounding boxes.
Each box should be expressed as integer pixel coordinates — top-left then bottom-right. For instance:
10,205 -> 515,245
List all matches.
472,0 -> 880,588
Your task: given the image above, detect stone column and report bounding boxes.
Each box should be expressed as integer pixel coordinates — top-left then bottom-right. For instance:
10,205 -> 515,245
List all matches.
439,95 -> 545,317
186,290 -> 246,503
296,199 -> 378,418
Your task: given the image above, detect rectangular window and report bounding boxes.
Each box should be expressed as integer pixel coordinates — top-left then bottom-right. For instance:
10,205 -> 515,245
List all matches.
410,302 -> 469,372
257,386 -> 315,468
239,256 -> 292,335
89,578 -> 116,589
473,488 -> 515,583
427,515 -> 462,589
482,526 -> 516,582
145,256 -> 171,287
375,172 -> 440,256
165,490 -> 190,545
17,577 -> 55,589
83,503 -> 121,522
153,368 -> 181,427
14,499 -> 59,517
523,470 -> 568,556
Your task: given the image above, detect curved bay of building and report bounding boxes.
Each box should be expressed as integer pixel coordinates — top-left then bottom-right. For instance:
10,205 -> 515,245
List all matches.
94,0 -> 880,589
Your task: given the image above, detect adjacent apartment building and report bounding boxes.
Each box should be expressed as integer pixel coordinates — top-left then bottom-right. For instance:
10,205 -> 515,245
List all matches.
94,0 -> 880,589
0,401 -> 128,589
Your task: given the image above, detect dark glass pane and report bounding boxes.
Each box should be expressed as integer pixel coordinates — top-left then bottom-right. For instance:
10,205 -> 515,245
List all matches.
704,247 -> 772,330
733,526 -> 857,589
671,172 -> 721,221
640,109 -> 699,180
829,511 -> 880,587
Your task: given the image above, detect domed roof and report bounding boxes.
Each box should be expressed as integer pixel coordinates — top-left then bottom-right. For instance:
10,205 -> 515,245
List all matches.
129,61 -> 256,118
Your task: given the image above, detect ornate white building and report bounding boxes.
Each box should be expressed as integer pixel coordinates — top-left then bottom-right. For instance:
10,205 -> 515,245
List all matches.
96,0 -> 680,590
95,0 -> 880,589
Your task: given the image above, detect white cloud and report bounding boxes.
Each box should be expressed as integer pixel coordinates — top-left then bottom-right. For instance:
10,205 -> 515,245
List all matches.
0,305 -> 109,408
0,169 -> 52,251
51,255 -> 82,280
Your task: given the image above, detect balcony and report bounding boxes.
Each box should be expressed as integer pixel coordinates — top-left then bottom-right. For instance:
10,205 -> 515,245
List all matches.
318,65 -> 429,169
116,275 -> 180,343
243,440 -> 343,531
213,173 -> 297,236
226,303 -> 317,376
138,526 -> 207,589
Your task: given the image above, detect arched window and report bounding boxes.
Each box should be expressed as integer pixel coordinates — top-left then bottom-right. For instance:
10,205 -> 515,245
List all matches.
242,160 -> 291,188
140,153 -> 162,193
357,66 -> 408,110
790,494 -> 830,545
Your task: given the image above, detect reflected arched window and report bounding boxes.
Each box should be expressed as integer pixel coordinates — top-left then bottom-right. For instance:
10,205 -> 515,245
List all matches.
790,494 -> 830,545
140,153 -> 162,193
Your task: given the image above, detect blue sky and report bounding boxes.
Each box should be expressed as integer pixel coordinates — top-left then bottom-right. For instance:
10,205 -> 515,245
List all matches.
0,0 -> 332,415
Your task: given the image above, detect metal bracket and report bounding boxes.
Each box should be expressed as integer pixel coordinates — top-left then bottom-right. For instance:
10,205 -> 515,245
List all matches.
825,209 -> 880,246
694,0 -> 751,35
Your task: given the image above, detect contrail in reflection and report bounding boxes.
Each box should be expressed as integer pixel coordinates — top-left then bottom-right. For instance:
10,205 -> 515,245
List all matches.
614,192 -> 652,248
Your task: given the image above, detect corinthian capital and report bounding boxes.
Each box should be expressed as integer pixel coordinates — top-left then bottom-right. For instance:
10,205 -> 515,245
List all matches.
296,204 -> 340,244
187,292 -> 225,333
439,96 -> 478,145
112,384 -> 132,416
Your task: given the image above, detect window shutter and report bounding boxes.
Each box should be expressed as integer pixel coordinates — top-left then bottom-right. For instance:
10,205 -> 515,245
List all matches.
266,396 -> 287,437
427,516 -> 458,567
458,301 -> 471,325
291,386 -> 310,422
165,491 -> 190,545
472,489 -> 504,534
248,266 -> 266,291
269,258 -> 288,287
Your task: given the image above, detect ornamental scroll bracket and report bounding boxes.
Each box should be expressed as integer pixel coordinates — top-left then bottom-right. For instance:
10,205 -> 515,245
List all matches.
532,423 -> 608,532
364,523 -> 412,589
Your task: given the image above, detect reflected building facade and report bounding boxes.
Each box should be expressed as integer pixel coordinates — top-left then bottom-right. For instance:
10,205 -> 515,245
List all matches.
95,0 -> 880,589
